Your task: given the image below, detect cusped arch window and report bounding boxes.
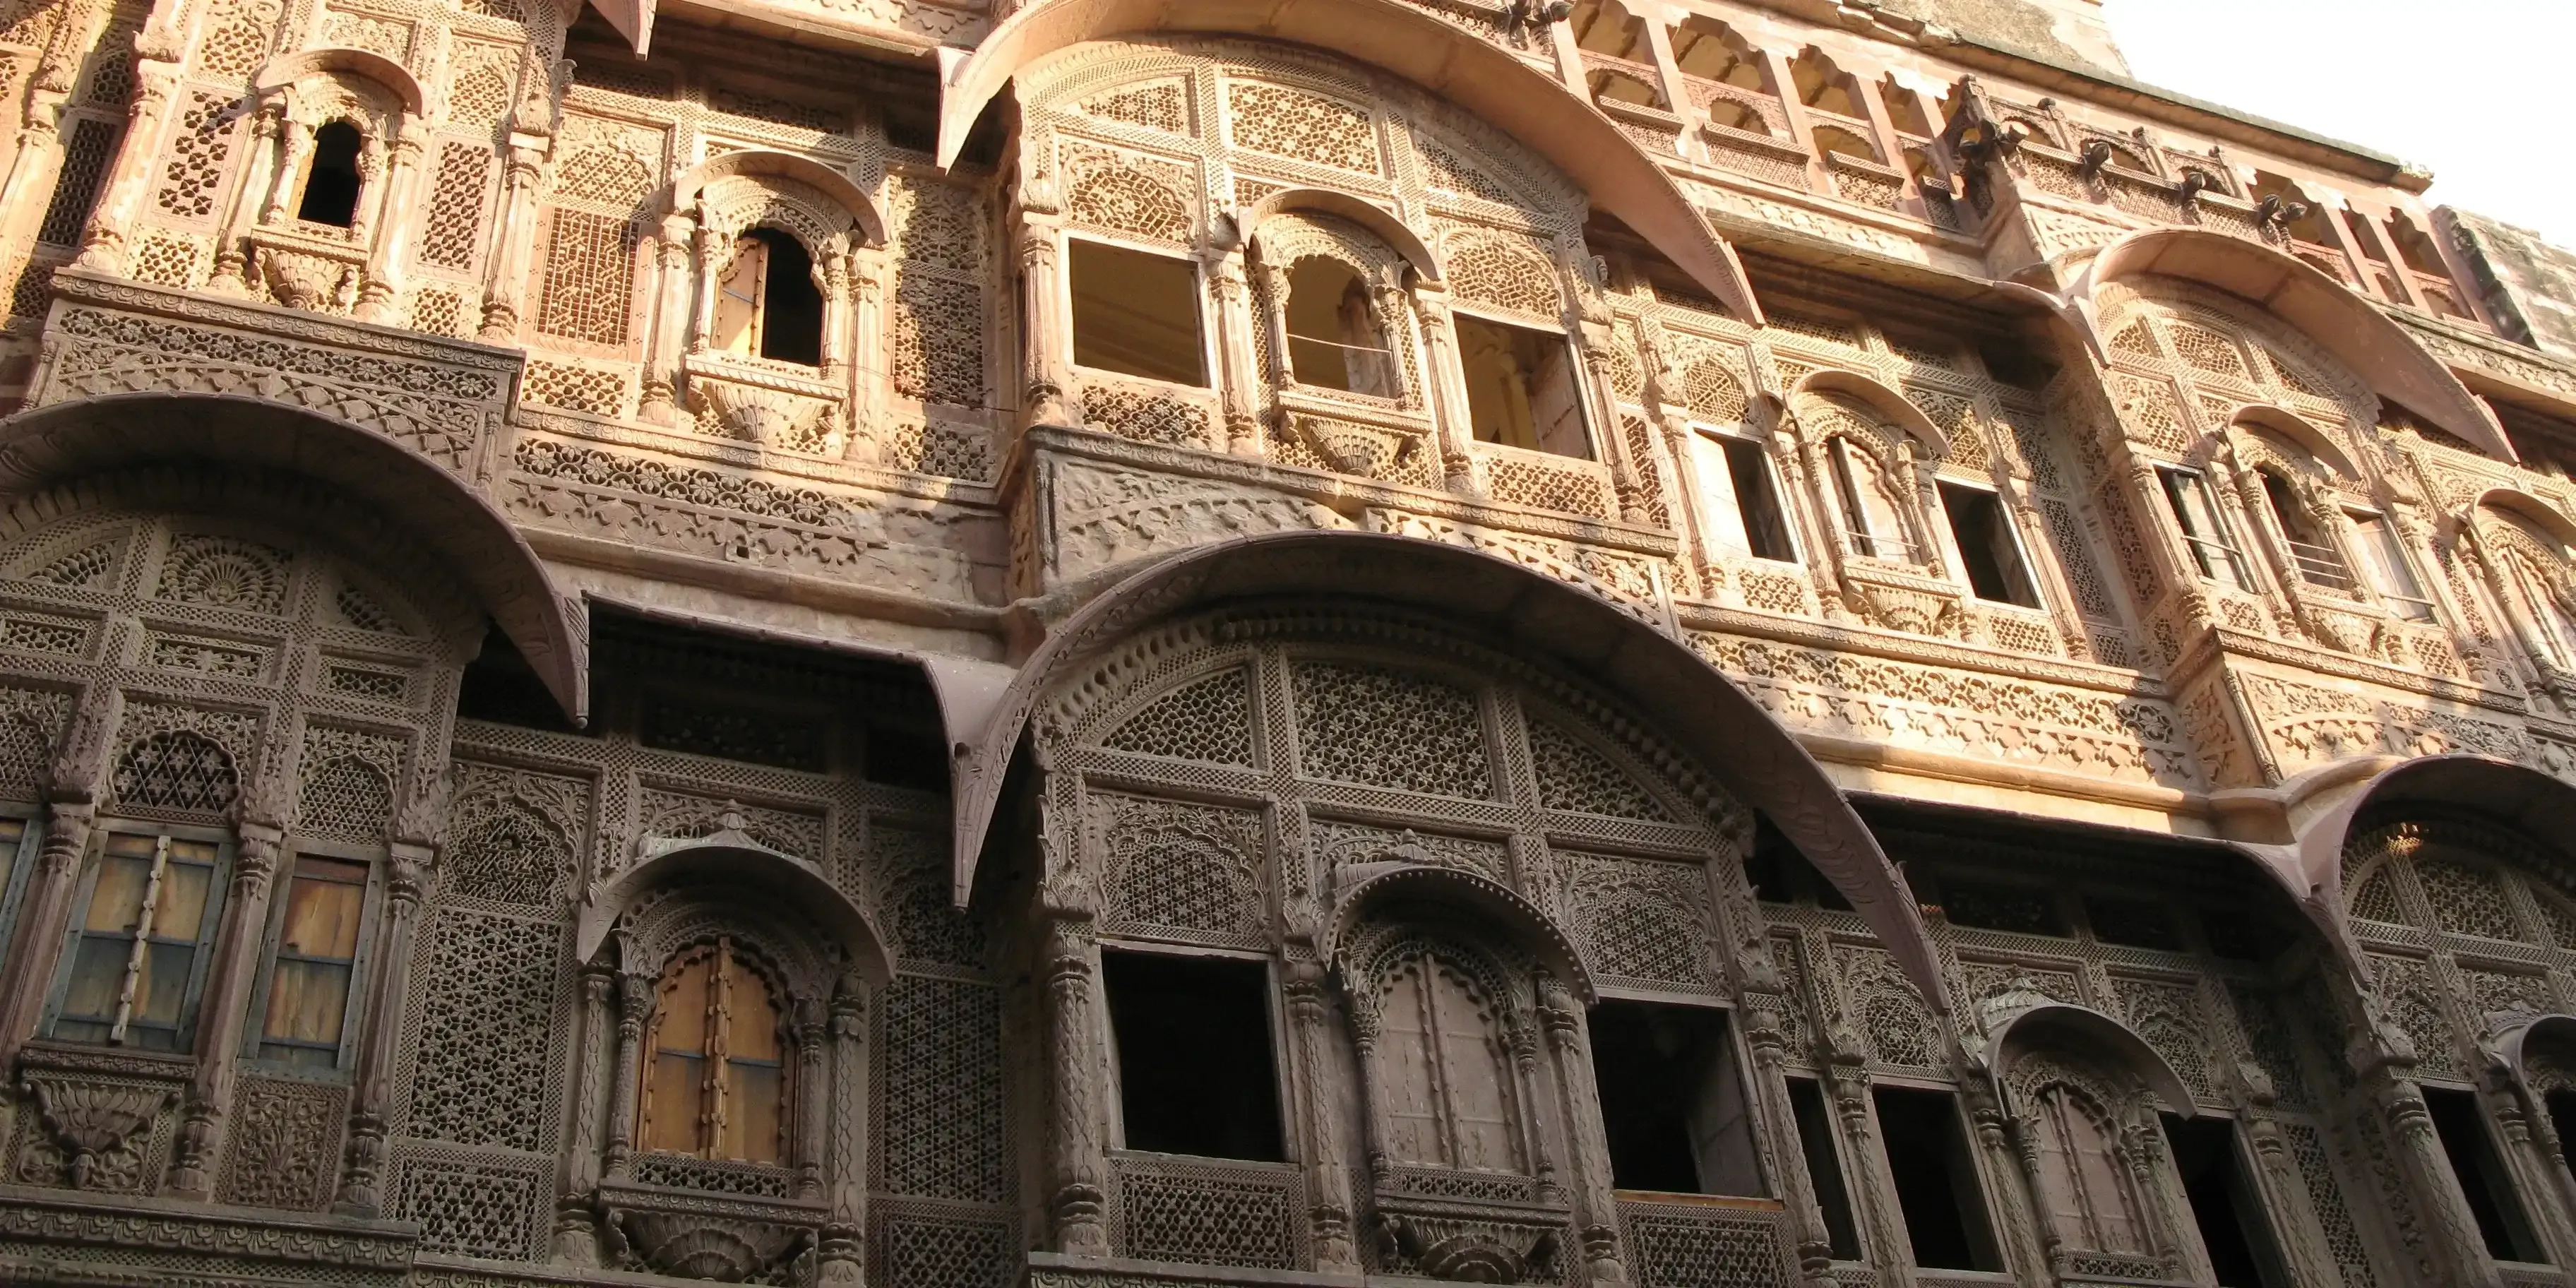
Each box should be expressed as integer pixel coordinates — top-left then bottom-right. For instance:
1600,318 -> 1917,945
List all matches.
1284,256 -> 1397,397
1375,942 -> 1525,1174
297,119 -> 366,228
640,937 -> 792,1164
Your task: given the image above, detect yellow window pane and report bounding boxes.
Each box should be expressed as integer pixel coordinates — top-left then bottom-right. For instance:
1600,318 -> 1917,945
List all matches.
262,958 -> 352,1046
150,859 -> 214,943
642,1050 -> 706,1153
723,1060 -> 784,1164
280,868 -> 366,960
133,940 -> 197,1025
105,833 -> 157,858
59,936 -> 129,1021
83,854 -> 152,932
724,957 -> 782,1063
167,838 -> 219,864
712,239 -> 768,357
657,955 -> 711,1055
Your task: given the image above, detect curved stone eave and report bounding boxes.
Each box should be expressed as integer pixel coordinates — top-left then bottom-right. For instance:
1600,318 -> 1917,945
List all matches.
2069,227 -> 2512,461
1984,1001 -> 2200,1117
0,392 -> 590,724
948,528 -> 1952,1014
936,0 -> 1765,325
2294,753 -> 2576,902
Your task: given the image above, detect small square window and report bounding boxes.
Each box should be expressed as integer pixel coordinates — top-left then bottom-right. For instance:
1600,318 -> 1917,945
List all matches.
1069,239 -> 1207,387
1456,314 -> 1590,459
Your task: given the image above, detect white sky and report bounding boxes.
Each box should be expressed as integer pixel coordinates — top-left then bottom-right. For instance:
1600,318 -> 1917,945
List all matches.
2101,0 -> 2576,249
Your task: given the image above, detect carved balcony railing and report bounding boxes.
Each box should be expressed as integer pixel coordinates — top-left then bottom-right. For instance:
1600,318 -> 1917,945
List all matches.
1274,387 -> 1442,489
1075,372 -> 1225,453
1105,1151 -> 1310,1272
1581,51 -> 1686,156
1368,1164 -> 1571,1283
597,1157 -> 828,1283
1614,1193 -> 1797,1288
1469,439 -> 1618,520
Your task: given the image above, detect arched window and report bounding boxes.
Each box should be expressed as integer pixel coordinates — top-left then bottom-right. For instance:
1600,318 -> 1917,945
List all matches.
1789,49 -> 1864,119
1376,948 -> 1522,1174
2029,1083 -> 2150,1254
1568,0 -> 1646,60
297,121 -> 364,228
2257,470 -> 2352,590
1669,17 -> 1773,135
711,228 -> 825,366
1830,437 -> 1914,561
640,939 -> 789,1164
1881,76 -> 1937,137
1284,258 -> 1396,396
1813,124 -> 1878,164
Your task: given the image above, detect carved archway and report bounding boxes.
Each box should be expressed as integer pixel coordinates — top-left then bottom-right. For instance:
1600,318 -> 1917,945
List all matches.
0,393 -> 588,720
1242,187 -> 1443,286
2070,228 -> 2508,458
578,828 -> 896,987
667,149 -> 887,248
938,0 -> 1763,323
950,528 -> 1950,1011
1328,864 -> 1594,1002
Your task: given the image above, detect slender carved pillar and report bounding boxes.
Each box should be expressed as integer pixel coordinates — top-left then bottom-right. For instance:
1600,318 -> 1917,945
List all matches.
165,822 -> 285,1198
258,119 -> 311,225
1959,1074 -> 2046,1282
1282,960 -> 1356,1270
602,970 -> 651,1179
71,48 -> 184,274
0,800 -> 92,1068
1824,1059 -> 1912,1275
1778,413 -> 1854,621
554,963 -> 614,1265
793,1001 -> 828,1201
1203,248 -> 1262,454
2485,1073 -> 2576,1268
2122,1116 -> 2195,1282
1410,288 -> 1475,491
1743,1005 -> 1836,1282
818,979 -> 867,1284
335,843 -> 427,1215
1018,221 -> 1073,429
354,126 -> 421,321
2373,1065 -> 2510,1288
1510,1017 -> 1561,1208
205,104 -> 280,294
847,249 -> 888,459
1043,914 -> 1109,1254
477,136 -> 546,340
1538,979 -> 1629,1287
636,210 -> 694,423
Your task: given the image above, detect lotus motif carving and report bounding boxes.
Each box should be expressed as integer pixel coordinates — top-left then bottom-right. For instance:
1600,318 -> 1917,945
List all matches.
1296,415 -> 1415,479
257,246 -> 359,314
689,373 -> 845,454
23,1075 -> 174,1191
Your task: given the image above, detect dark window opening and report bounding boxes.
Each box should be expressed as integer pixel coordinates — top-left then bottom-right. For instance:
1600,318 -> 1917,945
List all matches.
297,121 -> 364,227
1789,1077 -> 1863,1259
2546,1089 -> 2576,1181
2426,1086 -> 2548,1262
1976,338 -> 2058,390
1724,438 -> 1797,561
742,229 -> 824,366
2085,895 -> 2182,950
1590,1001 -> 1761,1195
863,724 -> 950,794
1940,878 -> 2065,936
35,117 -> 118,249
2163,1114 -> 2287,1288
1743,816 -> 1847,910
456,626 -> 585,735
1874,1085 -> 2001,1271
1103,950 -> 1283,1162
1457,314 -> 1590,459
1070,239 -> 1206,386
1284,258 -> 1397,396
2195,902 -> 2280,962
1938,482 -> 2039,607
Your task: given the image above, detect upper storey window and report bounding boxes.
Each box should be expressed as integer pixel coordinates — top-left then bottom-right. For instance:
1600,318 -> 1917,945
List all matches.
641,940 -> 789,1164
2159,466 -> 2253,590
1457,314 -> 1588,459
2349,511 -> 2435,619
711,229 -> 824,367
1938,482 -> 2040,607
297,120 -> 364,228
1284,258 -> 1397,397
1669,16 -> 1776,136
52,830 -> 229,1051
1070,238 -> 1208,387
1830,437 -> 1914,561
1378,946 -> 1522,1173
2256,470 -> 2354,592
253,854 -> 373,1068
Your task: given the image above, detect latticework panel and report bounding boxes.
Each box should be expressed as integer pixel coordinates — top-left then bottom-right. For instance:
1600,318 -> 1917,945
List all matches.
891,266 -> 986,409
1527,717 -> 1669,820
36,116 -> 117,247
1109,1155 -> 1305,1269
112,729 -> 239,814
398,907 -> 566,1150
872,1202 -> 1017,1288
418,141 -> 492,272
877,973 -> 1006,1202
1289,659 -> 1491,797
532,208 -> 639,347
1102,668 -> 1255,765
1224,79 -> 1380,173
1618,1198 -> 1792,1288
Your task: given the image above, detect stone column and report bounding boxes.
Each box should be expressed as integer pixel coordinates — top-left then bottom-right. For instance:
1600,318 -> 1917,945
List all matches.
354,126 -> 423,323
793,1001 -> 828,1201
258,118 -> 311,225
2375,1072 -> 2511,1288
335,842 -> 428,1215
70,54 -> 182,274
2123,1114 -> 2200,1282
818,979 -> 867,1284
1205,249 -> 1262,454
602,970 -> 652,1179
636,210 -> 694,424
1539,979 -> 1630,1287
1018,220 -> 1073,429
554,963 -> 615,1265
2485,1073 -> 2576,1268
1757,48 -> 1822,193
1779,411 -> 1854,621
477,134 -> 547,340
0,800 -> 92,1067
1825,1059 -> 1912,1275
1410,288 -> 1476,491
1282,959 -> 1357,1270
165,821 -> 285,1198
1743,1005 -> 1836,1282
1042,913 -> 1109,1254
847,249 -> 888,459
205,105 -> 279,295
1510,1011 -> 1562,1208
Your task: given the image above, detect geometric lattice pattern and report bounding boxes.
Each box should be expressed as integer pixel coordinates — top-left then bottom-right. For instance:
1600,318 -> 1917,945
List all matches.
891,266 -> 984,408
400,908 -> 561,1151
2416,858 -> 2519,941
878,974 -> 1006,1202
112,729 -> 239,813
1115,1161 -> 1300,1269
1289,660 -> 1491,798
876,1209 -> 1017,1288
296,753 -> 393,842
1622,1200 -> 1790,1288
532,208 -> 637,346
1527,718 -> 1669,820
1103,668 -> 1253,765
419,142 -> 490,271
1226,80 -> 1380,173
391,1149 -> 547,1260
